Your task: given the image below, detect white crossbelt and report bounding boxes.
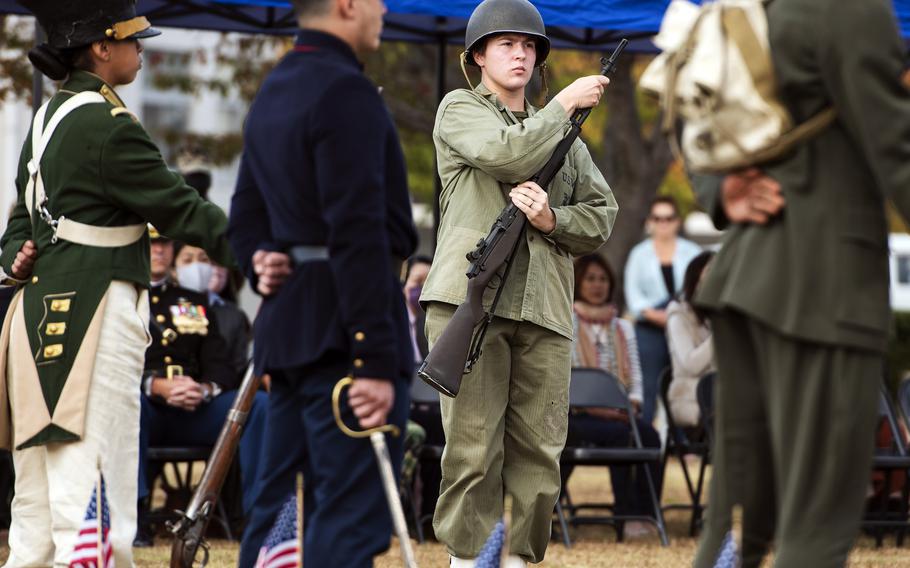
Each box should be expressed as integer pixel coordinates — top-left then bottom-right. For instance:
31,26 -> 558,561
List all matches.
25,92 -> 146,247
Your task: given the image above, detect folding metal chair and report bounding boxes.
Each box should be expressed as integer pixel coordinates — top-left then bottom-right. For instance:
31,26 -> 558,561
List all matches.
863,382 -> 910,547
659,367 -> 711,536
556,367 -> 670,547
146,446 -> 235,540
406,375 -> 446,543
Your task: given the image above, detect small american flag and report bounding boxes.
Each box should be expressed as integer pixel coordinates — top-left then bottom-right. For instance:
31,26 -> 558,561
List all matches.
475,521 -> 506,568
713,504 -> 743,568
255,494 -> 300,568
712,531 -> 740,568
68,475 -> 113,568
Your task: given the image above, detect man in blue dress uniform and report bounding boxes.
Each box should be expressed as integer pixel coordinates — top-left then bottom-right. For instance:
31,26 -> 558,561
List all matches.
227,0 -> 417,566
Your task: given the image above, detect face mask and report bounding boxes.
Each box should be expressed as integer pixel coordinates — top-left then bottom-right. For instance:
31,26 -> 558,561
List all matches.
177,262 -> 214,294
209,265 -> 229,294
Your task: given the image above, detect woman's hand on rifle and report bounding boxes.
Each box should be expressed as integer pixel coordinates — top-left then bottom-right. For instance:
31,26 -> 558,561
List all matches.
510,181 -> 556,234
553,75 -> 610,116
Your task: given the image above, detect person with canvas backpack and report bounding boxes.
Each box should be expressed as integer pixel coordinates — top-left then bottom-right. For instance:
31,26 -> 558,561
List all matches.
642,0 -> 910,566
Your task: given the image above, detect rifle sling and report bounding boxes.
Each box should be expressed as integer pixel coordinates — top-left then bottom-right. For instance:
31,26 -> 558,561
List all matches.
465,223 -> 526,372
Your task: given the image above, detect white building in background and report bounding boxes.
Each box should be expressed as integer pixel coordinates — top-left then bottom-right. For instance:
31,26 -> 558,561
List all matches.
890,234 -> 910,312
1,25 -> 262,311
0,26 -> 249,236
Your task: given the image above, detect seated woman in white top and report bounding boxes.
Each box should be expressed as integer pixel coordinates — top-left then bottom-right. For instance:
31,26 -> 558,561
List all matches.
665,251 -> 716,428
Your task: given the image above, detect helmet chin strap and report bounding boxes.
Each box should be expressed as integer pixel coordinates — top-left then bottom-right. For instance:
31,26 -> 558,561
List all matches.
539,60 -> 549,105
460,51 -> 476,89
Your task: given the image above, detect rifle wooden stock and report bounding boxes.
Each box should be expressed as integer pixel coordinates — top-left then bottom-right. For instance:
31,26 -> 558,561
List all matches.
418,215 -> 526,397
169,363 -> 260,568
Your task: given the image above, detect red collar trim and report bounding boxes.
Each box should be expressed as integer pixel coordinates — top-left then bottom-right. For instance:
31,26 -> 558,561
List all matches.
293,45 -> 320,53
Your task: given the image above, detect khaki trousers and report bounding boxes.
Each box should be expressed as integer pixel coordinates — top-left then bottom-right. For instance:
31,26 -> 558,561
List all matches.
694,310 -> 880,568
5,281 -> 149,568
425,302 -> 570,563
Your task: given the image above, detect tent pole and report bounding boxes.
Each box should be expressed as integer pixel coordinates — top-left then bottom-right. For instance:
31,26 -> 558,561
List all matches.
432,19 -> 446,250
31,20 -> 44,115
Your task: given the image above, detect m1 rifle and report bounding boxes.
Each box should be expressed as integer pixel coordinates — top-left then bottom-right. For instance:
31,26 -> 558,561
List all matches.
169,363 -> 260,568
418,39 -> 628,398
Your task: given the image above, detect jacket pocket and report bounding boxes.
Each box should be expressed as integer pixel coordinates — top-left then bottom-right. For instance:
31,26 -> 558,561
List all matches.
422,226 -> 488,303
547,163 -> 577,208
835,235 -> 889,333
541,248 -> 574,333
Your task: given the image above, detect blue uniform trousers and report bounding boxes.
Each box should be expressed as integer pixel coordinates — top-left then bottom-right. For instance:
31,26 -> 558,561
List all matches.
565,413 -> 662,516
635,323 -> 671,424
237,362 -> 409,568
138,390 -> 269,514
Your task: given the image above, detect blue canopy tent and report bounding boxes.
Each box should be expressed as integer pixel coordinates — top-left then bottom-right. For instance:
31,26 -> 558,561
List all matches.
0,1 -> 667,48
2,0 -> 908,105
1,0 -> 908,46
2,0 -> 908,230
3,0 -> 908,100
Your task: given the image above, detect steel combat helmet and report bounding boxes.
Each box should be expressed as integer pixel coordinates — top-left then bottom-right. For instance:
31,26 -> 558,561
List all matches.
464,0 -> 551,67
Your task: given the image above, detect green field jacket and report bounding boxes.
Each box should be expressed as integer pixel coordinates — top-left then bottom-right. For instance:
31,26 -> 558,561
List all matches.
420,83 -> 617,339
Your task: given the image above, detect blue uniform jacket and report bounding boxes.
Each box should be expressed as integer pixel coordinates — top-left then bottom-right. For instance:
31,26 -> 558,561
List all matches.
228,30 -> 418,381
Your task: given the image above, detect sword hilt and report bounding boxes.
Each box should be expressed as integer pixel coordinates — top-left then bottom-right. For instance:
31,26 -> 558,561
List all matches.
331,376 -> 401,439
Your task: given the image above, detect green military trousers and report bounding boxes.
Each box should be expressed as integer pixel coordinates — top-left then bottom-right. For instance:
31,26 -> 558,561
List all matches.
425,302 -> 571,563
694,310 -> 881,568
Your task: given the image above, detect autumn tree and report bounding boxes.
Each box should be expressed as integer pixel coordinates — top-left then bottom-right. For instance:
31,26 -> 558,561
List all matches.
1,18 -> 693,306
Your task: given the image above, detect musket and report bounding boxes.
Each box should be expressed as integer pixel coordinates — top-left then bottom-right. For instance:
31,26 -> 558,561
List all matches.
169,362 -> 261,568
418,39 -> 628,398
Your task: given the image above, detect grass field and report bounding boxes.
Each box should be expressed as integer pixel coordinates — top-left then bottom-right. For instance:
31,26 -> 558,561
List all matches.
3,461 -> 910,566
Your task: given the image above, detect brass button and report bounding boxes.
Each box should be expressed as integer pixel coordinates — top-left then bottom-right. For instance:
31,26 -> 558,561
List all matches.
353,358 -> 364,369
161,339 -> 169,346
164,356 -> 172,364
152,296 -> 159,304
156,314 -> 166,323
354,332 -> 365,342
31,276 -> 38,284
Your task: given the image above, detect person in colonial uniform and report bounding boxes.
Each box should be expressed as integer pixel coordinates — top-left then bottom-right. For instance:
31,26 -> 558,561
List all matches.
0,1 -> 233,565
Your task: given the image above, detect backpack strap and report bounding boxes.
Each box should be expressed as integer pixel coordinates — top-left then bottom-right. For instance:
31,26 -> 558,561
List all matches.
721,5 -> 836,164
25,92 -> 146,247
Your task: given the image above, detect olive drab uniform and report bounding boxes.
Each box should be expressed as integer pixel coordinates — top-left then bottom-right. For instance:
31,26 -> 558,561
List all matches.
691,0 -> 910,566
0,2 -> 233,565
419,0 -> 617,562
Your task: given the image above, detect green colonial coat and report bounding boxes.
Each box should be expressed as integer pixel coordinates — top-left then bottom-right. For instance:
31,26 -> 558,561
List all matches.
0,71 -> 233,449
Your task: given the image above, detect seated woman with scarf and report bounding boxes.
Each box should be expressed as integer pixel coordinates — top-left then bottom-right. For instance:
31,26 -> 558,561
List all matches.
568,254 -> 662,540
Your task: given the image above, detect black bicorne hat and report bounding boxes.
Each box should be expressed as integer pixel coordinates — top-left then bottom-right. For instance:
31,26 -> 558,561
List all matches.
17,0 -> 161,49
